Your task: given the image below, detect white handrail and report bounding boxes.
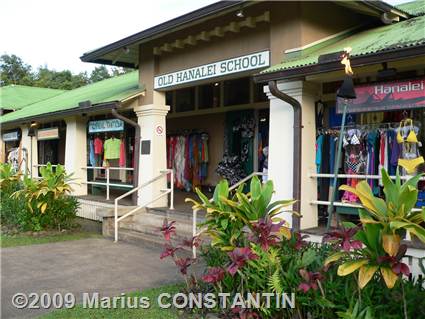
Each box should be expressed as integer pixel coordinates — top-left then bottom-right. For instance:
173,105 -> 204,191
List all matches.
310,200 -> 423,212
81,166 -> 134,200
310,173 -> 425,181
192,172 -> 267,257
114,169 -> 174,242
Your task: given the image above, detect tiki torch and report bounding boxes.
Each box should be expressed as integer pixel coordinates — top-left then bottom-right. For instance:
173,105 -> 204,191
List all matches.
326,48 -> 357,229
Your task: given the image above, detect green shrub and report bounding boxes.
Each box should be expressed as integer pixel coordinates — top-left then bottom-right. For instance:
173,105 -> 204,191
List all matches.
0,162 -> 79,231
183,174 -> 425,319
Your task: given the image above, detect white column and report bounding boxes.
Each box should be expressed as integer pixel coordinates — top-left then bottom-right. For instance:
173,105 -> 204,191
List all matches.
265,81 -> 319,229
0,133 -> 5,163
64,117 -> 88,196
134,103 -> 170,207
20,126 -> 38,178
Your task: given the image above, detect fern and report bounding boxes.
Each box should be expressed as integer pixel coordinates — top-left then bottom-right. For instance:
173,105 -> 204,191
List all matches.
268,269 -> 283,293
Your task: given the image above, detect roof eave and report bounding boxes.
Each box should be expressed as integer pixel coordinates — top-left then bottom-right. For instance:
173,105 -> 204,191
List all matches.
80,1 -> 244,65
253,44 -> 425,83
1,102 -> 120,127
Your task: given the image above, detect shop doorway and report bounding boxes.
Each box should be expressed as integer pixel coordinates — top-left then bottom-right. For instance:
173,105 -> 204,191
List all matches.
37,122 -> 66,170
84,115 -> 136,205
166,108 -> 270,212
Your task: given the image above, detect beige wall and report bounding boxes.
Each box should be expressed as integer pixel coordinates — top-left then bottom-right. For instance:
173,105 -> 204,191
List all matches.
300,2 -> 367,46
166,113 -> 225,186
137,1 -> 377,102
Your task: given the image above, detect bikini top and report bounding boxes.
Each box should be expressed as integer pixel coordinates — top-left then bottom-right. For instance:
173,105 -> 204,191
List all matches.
397,119 -> 419,144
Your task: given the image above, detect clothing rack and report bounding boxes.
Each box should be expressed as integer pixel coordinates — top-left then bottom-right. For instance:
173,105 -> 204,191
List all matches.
167,129 -> 207,136
318,121 -> 422,134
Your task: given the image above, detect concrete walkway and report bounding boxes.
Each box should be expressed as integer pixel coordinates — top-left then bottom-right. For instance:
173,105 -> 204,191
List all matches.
1,238 -> 183,318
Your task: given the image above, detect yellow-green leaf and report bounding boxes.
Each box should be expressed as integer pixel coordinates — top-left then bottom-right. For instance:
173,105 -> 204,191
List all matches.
40,202 -> 47,213
359,210 -> 379,224
324,252 -> 346,266
358,265 -> 378,289
279,227 -> 291,240
382,234 -> 400,257
380,267 -> 398,289
337,260 -> 368,276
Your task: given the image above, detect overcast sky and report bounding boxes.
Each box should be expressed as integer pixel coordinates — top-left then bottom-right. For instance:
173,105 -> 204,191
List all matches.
0,0 -> 412,74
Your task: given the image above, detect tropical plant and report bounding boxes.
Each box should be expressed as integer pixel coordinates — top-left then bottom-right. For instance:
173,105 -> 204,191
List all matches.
326,169 -> 425,290
340,168 -> 425,254
186,176 -> 295,251
336,299 -> 373,319
7,163 -> 79,231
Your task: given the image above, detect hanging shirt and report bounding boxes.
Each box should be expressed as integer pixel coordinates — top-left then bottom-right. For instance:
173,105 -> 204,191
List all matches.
316,135 -> 324,173
104,138 -> 121,159
119,140 -> 126,167
89,139 -> 96,167
94,137 -> 103,155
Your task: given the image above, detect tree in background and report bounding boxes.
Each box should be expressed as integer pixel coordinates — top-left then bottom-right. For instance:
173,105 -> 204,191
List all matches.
0,54 -> 34,86
0,54 -> 134,89
89,65 -> 111,83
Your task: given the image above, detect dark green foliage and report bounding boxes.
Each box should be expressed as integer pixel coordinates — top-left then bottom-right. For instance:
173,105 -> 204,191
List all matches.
0,163 -> 79,231
193,176 -> 425,319
1,53 -> 133,89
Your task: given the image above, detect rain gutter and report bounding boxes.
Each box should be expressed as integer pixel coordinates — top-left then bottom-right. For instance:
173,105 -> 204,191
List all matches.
267,80 -> 301,231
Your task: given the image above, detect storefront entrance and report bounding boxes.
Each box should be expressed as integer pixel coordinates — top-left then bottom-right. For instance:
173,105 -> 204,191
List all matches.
84,115 -> 136,203
164,76 -> 270,210
314,77 -> 425,226
37,122 -> 66,167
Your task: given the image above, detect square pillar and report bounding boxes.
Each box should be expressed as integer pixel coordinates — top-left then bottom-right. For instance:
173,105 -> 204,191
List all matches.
65,117 -> 88,196
265,81 -> 319,230
0,133 -> 5,163
134,103 -> 170,207
20,126 -> 38,178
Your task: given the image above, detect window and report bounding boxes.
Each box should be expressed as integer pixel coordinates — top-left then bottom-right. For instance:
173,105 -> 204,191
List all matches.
253,82 -> 268,102
198,83 -> 221,109
175,87 -> 195,112
166,91 -> 174,112
223,77 -> 250,106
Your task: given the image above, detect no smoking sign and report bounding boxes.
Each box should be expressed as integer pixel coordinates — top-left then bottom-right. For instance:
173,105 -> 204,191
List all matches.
155,125 -> 164,136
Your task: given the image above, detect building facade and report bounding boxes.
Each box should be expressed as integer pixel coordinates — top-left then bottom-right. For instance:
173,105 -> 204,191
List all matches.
2,0 -> 424,231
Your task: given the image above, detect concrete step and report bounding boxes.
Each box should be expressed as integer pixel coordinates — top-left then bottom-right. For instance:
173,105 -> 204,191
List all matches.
147,207 -> 206,224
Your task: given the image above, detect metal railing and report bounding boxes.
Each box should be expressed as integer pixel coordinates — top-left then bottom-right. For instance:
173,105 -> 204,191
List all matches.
192,172 -> 267,257
309,173 -> 425,213
114,169 -> 174,242
81,166 -> 134,200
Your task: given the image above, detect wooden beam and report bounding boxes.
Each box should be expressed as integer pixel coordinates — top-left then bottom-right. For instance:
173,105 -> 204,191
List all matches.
172,39 -> 184,49
243,16 -> 256,28
184,35 -> 197,46
161,43 -> 173,52
227,21 -> 240,33
211,26 -> 224,37
151,11 -> 270,56
197,31 -> 210,42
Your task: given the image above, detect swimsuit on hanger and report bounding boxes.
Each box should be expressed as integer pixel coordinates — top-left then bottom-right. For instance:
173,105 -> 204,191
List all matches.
397,118 -> 424,174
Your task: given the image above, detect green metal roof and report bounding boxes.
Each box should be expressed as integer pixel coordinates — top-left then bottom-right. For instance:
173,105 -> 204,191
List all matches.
397,0 -> 425,16
0,71 -> 141,124
262,14 -> 425,74
0,85 -> 65,110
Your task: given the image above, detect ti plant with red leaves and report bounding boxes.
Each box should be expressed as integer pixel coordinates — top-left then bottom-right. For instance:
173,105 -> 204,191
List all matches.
326,169 -> 425,290
323,226 -> 363,252
159,218 -> 199,289
297,269 -> 324,293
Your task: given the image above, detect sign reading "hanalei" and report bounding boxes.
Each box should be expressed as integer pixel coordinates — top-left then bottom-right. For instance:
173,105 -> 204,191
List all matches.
88,119 -> 124,133
337,77 -> 425,114
154,50 -> 270,89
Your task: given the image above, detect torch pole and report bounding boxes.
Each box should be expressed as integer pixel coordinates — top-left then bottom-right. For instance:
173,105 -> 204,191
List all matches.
326,98 -> 348,230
